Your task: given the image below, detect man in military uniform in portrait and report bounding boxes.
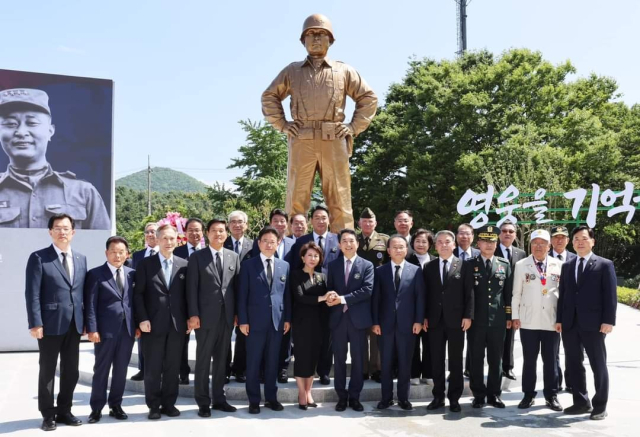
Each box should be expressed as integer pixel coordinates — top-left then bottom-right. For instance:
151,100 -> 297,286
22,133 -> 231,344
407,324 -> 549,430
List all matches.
356,207 -> 389,383
262,14 -> 378,231
467,225 -> 513,409
0,88 -> 110,229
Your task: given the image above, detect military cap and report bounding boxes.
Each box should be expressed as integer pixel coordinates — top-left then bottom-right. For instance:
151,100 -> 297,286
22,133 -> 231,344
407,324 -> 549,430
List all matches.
477,225 -> 499,242
550,226 -> 569,237
360,207 -> 376,219
530,229 -> 550,242
300,14 -> 335,42
0,88 -> 51,115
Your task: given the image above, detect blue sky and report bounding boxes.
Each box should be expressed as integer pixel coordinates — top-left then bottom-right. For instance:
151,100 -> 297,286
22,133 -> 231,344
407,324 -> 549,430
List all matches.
3,0 -> 639,187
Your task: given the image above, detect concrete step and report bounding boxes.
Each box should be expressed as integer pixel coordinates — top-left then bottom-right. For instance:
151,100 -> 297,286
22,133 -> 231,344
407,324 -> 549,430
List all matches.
76,342 -> 521,402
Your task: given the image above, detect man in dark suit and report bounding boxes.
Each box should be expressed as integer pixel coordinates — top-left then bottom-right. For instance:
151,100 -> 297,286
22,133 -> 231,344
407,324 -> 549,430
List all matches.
549,225 -> 577,392
225,210 -> 253,383
289,213 -> 308,241
394,211 -> 414,258
25,213 -> 86,431
290,204 -> 341,385
326,229 -> 374,412
173,217 -> 204,385
237,226 -> 291,414
372,235 -> 425,411
129,222 -> 159,382
424,230 -> 474,412
556,226 -> 617,420
187,218 -> 240,417
134,224 -> 189,420
495,220 -> 526,380
85,236 -> 138,423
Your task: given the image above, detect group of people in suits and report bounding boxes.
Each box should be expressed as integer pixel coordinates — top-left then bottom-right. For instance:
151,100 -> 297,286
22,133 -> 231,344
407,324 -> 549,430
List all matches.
24,208 -> 617,431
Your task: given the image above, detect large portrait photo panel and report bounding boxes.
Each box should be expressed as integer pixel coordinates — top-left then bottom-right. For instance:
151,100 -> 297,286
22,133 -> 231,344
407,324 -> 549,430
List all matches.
0,69 -> 114,350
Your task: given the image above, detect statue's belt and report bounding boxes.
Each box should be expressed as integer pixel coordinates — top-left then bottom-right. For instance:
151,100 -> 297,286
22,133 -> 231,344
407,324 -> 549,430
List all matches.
297,121 -> 339,141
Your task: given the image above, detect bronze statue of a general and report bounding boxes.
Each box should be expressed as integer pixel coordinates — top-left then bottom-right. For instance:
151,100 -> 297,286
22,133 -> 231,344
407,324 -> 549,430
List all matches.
261,14 -> 377,231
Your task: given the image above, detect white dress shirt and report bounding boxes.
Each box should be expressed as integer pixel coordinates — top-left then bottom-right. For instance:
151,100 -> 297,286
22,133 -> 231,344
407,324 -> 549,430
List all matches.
439,255 -> 454,283
106,262 -> 127,289
53,244 -> 74,281
209,246 -> 224,270
340,254 -> 358,304
575,252 -> 593,282
145,246 -> 159,257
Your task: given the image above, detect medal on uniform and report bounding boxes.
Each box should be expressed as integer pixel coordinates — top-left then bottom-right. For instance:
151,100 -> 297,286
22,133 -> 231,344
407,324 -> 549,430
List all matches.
535,260 -> 547,296
542,288 -> 548,295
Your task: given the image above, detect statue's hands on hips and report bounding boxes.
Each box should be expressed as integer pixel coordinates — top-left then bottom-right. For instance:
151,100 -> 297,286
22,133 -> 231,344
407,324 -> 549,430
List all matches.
283,120 -> 304,137
335,122 -> 354,139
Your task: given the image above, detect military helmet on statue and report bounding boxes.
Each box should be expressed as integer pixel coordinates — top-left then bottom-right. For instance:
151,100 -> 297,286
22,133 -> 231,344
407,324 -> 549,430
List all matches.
300,14 -> 335,43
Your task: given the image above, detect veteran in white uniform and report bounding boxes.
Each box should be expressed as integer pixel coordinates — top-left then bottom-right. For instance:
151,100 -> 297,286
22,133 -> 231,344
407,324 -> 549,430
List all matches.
512,229 -> 563,412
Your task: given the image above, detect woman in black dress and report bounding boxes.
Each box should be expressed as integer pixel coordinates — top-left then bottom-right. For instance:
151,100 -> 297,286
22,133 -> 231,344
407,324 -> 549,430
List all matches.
291,242 -> 333,409
406,229 -> 436,385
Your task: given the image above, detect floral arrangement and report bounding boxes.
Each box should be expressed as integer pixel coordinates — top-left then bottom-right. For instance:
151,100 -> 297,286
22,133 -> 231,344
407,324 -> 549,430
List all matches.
157,212 -> 188,246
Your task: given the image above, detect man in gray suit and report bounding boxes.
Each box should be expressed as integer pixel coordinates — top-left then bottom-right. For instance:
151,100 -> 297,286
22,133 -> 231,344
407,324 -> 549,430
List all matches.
187,218 -> 241,417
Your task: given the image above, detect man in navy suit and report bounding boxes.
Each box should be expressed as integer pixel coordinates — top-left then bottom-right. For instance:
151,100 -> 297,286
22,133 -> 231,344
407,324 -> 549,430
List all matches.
393,211 -> 414,258
237,226 -> 291,414
129,222 -> 158,382
549,225 -> 577,392
134,224 -> 190,420
85,236 -> 138,423
556,226 -> 617,420
495,220 -> 526,380
25,213 -> 87,431
173,217 -> 204,385
424,230 -> 474,412
327,229 -> 374,412
290,204 -> 341,385
225,210 -> 253,383
372,235 -> 425,411
187,218 -> 240,417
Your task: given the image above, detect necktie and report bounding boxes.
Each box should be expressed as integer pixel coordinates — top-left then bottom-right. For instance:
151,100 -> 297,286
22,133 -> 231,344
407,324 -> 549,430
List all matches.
234,240 -> 240,254
216,252 -> 223,279
364,237 -> 371,251
116,268 -> 124,295
505,248 -> 511,261
318,235 -> 324,251
164,259 -> 172,288
557,254 -> 563,261
442,259 -> 448,286
149,249 -> 156,257
345,259 -> 352,286
577,257 -> 584,284
485,258 -> 491,274
189,246 -> 196,257
394,265 -> 401,292
537,261 -> 544,271
266,259 -> 273,289
61,252 -> 71,280
461,251 -> 466,261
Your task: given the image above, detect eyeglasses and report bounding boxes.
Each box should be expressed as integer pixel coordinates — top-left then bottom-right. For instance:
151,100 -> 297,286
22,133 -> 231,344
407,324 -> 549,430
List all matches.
501,229 -> 516,234
229,220 -> 245,225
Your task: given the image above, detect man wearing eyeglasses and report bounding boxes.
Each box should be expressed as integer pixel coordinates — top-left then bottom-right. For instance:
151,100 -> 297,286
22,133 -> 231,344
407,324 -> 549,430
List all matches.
495,220 -> 526,380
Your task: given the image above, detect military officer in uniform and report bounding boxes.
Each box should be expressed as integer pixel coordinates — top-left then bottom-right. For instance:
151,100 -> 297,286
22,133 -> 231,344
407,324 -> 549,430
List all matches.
262,14 -> 378,231
467,225 -> 513,409
0,88 -> 110,229
356,207 -> 388,383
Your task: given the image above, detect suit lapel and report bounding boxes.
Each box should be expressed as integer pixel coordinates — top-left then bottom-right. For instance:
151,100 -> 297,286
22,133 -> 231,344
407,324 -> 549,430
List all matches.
398,262 -> 411,295
153,256 -> 169,291
102,263 -> 121,298
579,255 -> 597,288
447,257 -> 460,283
49,245 -> 72,286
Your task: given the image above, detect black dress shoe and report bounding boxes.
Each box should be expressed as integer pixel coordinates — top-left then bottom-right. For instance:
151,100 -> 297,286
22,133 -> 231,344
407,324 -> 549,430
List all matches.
449,401 -> 461,412
487,396 -> 505,408
371,371 -> 381,383
298,404 -> 308,410
349,399 -> 364,412
179,376 -> 190,385
212,402 -> 237,412
235,374 -> 247,383
148,409 -> 161,420
463,369 -> 470,378
278,370 -> 288,384
518,396 -> 535,409
335,399 -> 348,412
130,370 -> 144,381
564,404 -> 593,415
565,386 -> 573,393
225,376 -> 231,384
248,404 -> 260,414
56,413 -> 82,426
377,399 -> 394,409
109,405 -> 128,420
320,375 -> 331,385
427,398 -> 445,410
502,370 -> 516,380
88,410 -> 102,423
472,397 -> 485,408
160,406 -> 181,417
590,409 -> 607,420
545,397 -> 563,412
197,406 -> 211,418
307,402 -> 318,408
264,400 -> 284,411
398,400 -> 413,411
363,373 -> 370,380
41,417 -> 56,431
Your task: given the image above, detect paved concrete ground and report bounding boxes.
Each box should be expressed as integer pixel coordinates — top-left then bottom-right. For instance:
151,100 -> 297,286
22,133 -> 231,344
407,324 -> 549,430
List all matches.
1,304 -> 639,437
